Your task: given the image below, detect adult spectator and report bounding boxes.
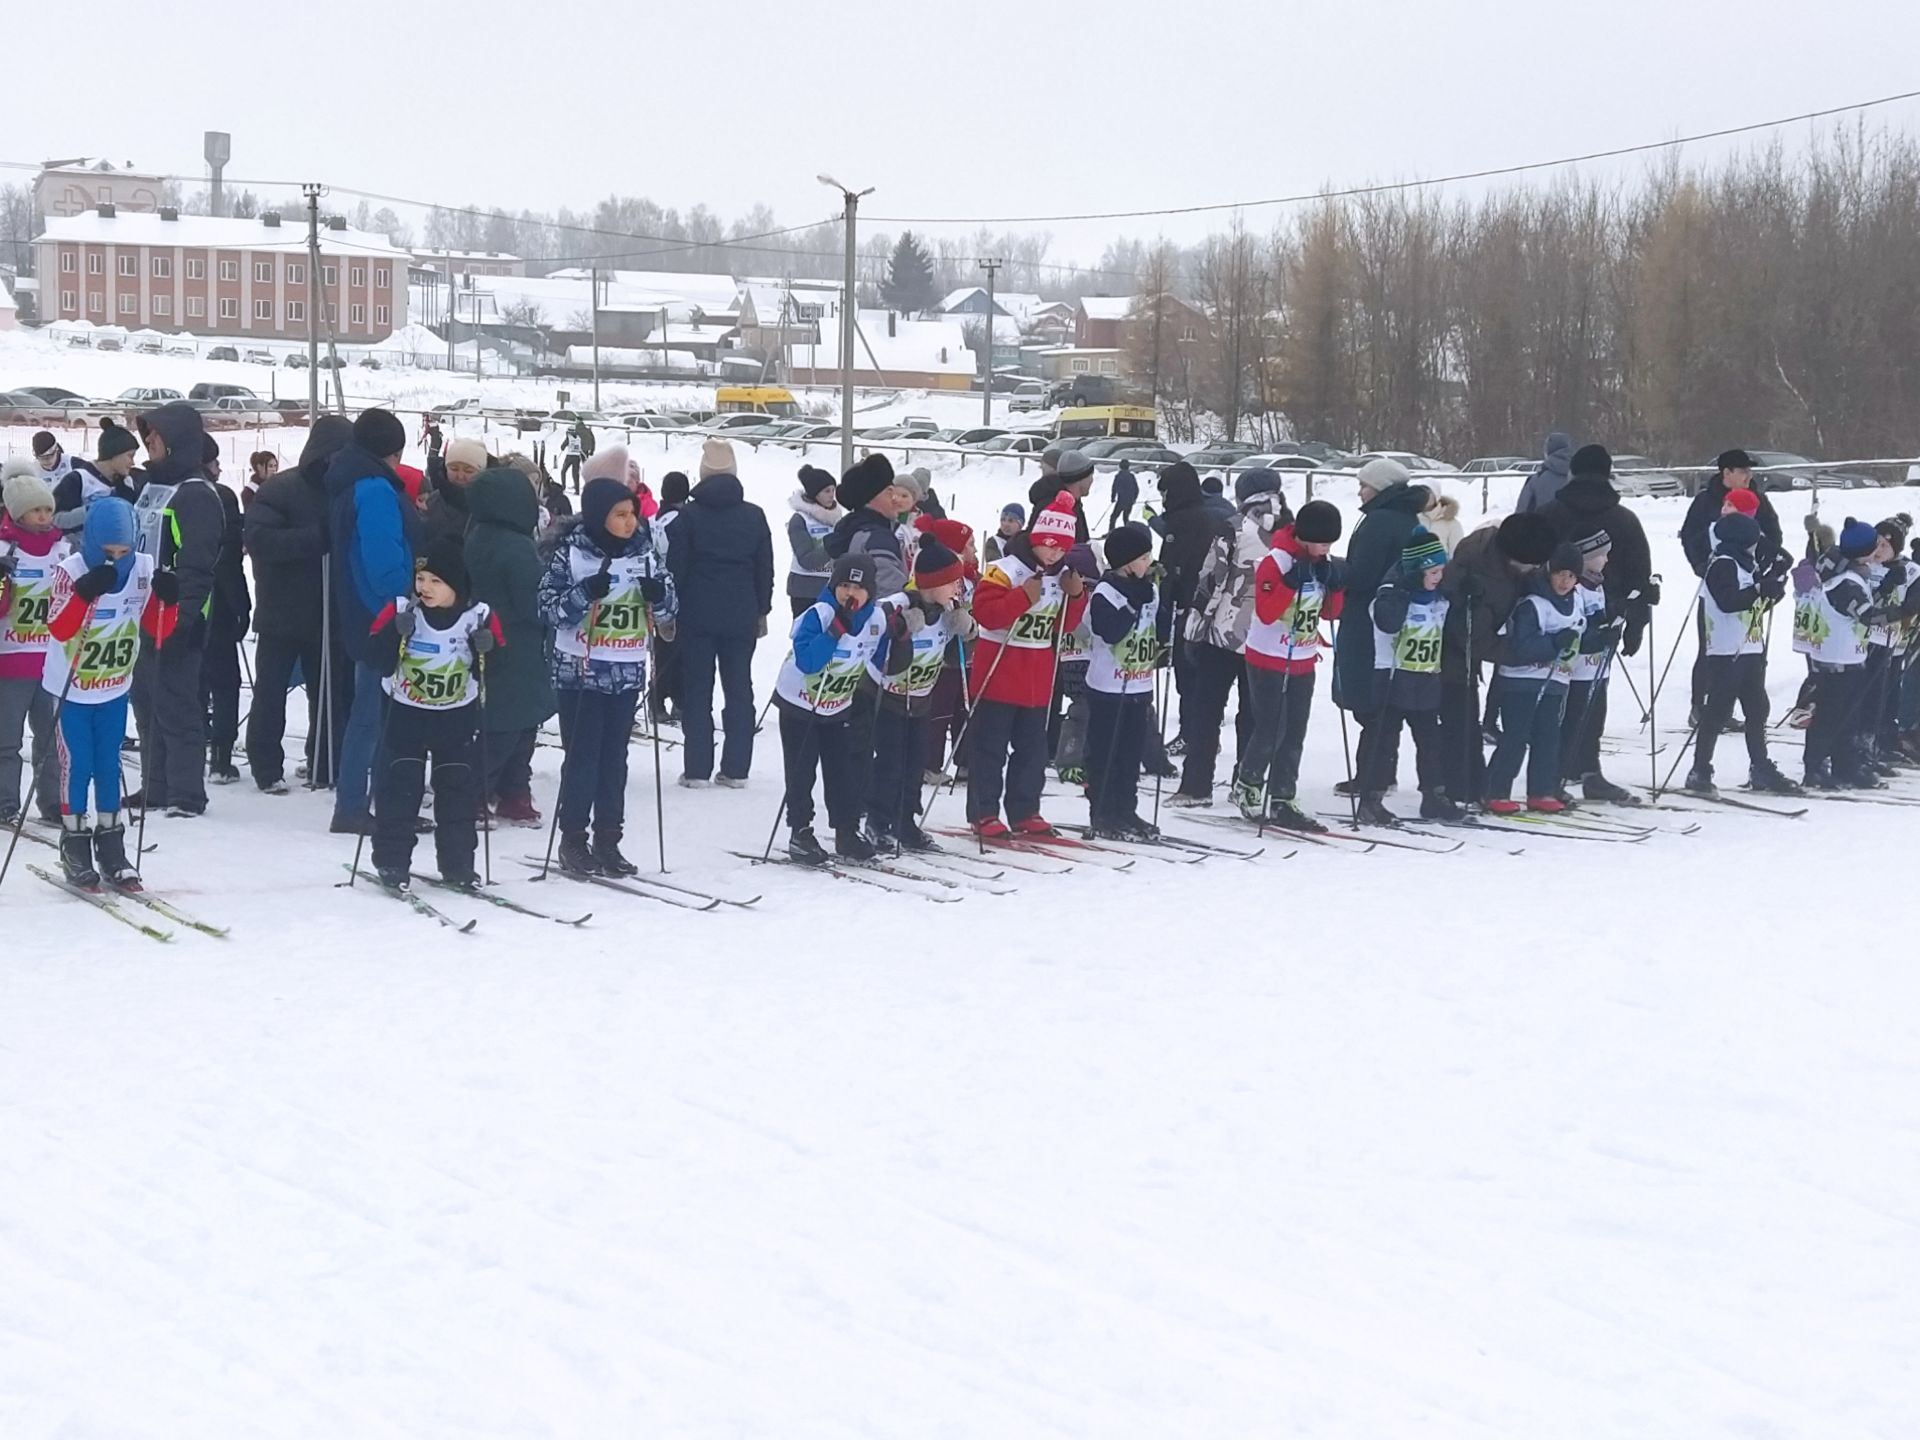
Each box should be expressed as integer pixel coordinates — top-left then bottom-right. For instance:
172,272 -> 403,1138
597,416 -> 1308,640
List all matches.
1109,457 -> 1139,530
666,439 -> 773,786
245,416 -> 350,794
1680,448 -> 1782,722
1441,512 -> 1556,803
200,435 -> 250,785
1198,475 -> 1237,529
52,422 -> 139,533
31,431 -> 75,491
648,471 -> 691,726
325,407 -> 419,834
1150,461 -> 1233,754
1514,431 -> 1574,514
826,452 -> 915,596
1028,450 -> 1096,545
241,450 -> 278,512
465,465 -> 556,825
1331,456 -> 1432,794
421,437 -> 487,544
129,402 -> 224,817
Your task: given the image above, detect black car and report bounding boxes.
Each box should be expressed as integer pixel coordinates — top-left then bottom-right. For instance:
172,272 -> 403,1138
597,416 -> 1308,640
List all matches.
18,385 -> 86,405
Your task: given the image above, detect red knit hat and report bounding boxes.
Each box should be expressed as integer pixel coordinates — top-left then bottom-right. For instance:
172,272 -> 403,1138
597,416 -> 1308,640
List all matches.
1029,490 -> 1078,549
913,532 -> 965,590
1724,489 -> 1760,517
395,463 -> 425,505
913,513 -> 974,554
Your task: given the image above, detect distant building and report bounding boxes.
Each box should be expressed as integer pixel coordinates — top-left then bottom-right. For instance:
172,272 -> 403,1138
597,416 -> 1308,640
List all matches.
38,207 -> 409,342
411,248 -> 526,279
1034,346 -> 1126,382
1074,295 -> 1139,349
0,275 -> 17,331
33,160 -> 169,222
787,312 -> 976,391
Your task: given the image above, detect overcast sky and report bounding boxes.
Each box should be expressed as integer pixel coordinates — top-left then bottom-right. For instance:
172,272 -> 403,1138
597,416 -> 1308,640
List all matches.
11,0 -> 1920,267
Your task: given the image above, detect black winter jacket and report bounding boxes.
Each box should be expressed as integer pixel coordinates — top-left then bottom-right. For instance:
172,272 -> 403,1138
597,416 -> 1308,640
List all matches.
1333,480 -> 1431,707
245,457 -> 332,641
138,402 -> 224,627
1440,525 -> 1528,681
1540,475 -> 1655,647
465,467 -> 556,732
1681,480 -> 1781,576
1150,468 -> 1231,610
665,473 -> 774,637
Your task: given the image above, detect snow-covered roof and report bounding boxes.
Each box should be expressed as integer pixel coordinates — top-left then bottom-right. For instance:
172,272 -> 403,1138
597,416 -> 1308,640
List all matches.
548,267 -> 740,315
414,247 -> 520,262
1076,295 -> 1137,322
0,277 -> 14,313
39,210 -> 406,259
663,323 -> 735,344
563,344 -> 702,372
789,313 -> 974,377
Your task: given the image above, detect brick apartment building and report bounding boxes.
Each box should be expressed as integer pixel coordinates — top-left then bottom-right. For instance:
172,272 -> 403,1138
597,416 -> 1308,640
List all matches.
36,207 -> 409,342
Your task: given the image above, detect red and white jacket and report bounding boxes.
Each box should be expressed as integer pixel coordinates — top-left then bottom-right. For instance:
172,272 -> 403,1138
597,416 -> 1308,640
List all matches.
1245,526 -> 1344,676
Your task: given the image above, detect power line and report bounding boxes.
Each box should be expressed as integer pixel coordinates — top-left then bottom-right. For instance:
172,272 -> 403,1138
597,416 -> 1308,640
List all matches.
866,86 -> 1920,225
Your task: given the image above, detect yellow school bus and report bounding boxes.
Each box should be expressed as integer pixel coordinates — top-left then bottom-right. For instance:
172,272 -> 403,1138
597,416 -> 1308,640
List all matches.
716,385 -> 799,417
1056,404 -> 1157,441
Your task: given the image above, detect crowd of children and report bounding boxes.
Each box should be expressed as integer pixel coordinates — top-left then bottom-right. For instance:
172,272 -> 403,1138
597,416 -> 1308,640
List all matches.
12,425 -> 1920,905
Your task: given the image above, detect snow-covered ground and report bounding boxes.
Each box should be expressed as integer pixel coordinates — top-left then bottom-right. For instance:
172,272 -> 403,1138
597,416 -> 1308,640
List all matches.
3,330 -> 1918,1438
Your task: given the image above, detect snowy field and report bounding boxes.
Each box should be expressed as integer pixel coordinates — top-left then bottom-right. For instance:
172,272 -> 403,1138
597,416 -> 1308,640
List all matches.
3,331 -> 1918,1438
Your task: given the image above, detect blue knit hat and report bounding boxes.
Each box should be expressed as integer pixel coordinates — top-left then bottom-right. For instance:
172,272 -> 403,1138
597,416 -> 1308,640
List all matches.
1401,525 -> 1447,573
1000,502 -> 1026,522
1837,517 -> 1878,558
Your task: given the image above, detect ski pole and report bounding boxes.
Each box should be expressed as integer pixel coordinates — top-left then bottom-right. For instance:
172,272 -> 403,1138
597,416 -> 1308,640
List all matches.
0,600 -> 96,892
645,605 -> 666,873
476,655 -> 492,887
1647,585 -> 1660,795
342,674 -> 400,889
1646,574 -> 1705,715
1331,620 -> 1358,827
542,574 -> 610,879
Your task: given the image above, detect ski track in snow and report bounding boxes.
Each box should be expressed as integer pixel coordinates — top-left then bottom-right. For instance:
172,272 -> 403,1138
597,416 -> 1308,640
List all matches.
3,339 -> 1919,1436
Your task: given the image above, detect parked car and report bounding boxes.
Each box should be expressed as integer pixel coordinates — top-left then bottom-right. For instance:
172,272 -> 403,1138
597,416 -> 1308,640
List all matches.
902,415 -> 938,431
1731,450 -> 1874,493
1610,454 -> 1688,498
728,421 -> 812,444
190,383 -> 260,402
667,409 -> 715,425
1460,455 -> 1533,474
1007,381 -> 1049,412
979,434 -> 1050,454
116,387 -> 185,405
711,412 -> 776,431
208,345 -> 240,362
165,340 -> 195,358
212,395 -> 281,418
769,423 -> 841,446
1288,440 -> 1358,467
1356,450 -> 1458,474
948,427 -> 1007,446
1047,375 -> 1121,408
358,356 -> 382,369
19,386 -> 87,405
1089,444 -> 1185,470
1077,436 -> 1161,460
443,397 -> 485,415
132,337 -> 163,356
241,349 -> 273,365
1182,442 -> 1262,468
1230,453 -> 1323,474
0,392 -> 61,425
617,414 -> 688,432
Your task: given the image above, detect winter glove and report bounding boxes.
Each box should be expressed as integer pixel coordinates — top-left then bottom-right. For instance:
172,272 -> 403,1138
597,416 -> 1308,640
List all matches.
393,605 -> 420,639
1622,620 -> 1646,657
1878,567 -> 1904,599
1060,568 -> 1085,598
580,570 -> 614,602
470,624 -> 497,655
0,550 -> 16,581
884,605 -> 911,643
1758,574 -> 1787,602
1312,557 -> 1347,593
1642,579 -> 1662,608
73,564 -> 121,602
830,605 -> 858,636
151,569 -> 180,605
903,604 -> 929,634
1456,572 -> 1485,603
638,574 -> 668,605
1021,574 -> 1045,604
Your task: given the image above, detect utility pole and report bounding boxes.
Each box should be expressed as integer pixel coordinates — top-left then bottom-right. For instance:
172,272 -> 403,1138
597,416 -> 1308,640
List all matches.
977,256 -> 1003,427
819,175 -> 873,477
302,183 -> 324,420
590,264 -> 602,408
446,268 -> 455,374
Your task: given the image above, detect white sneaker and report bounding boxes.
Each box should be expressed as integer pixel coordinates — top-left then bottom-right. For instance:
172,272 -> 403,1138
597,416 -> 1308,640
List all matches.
715,774 -> 746,789
678,775 -> 711,789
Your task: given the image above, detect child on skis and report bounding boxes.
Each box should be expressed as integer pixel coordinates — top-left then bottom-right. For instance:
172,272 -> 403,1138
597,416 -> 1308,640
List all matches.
1232,498 -> 1345,833
785,464 -> 842,619
1085,522 -> 1172,839
775,553 -> 890,863
538,475 -> 677,877
1,468 -> 68,827
1485,544 -> 1593,815
864,533 -> 972,853
1356,527 -> 1453,825
40,498 -> 180,888
911,515 -> 978,783
1796,517 -> 1897,789
966,491 -> 1088,838
1555,528 -> 1626,806
1686,509 -> 1798,796
367,537 -> 504,892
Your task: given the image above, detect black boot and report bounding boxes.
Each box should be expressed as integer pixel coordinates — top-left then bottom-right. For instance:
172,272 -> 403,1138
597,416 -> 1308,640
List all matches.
1747,760 -> 1803,795
92,813 -> 141,890
375,865 -> 411,892
1683,765 -> 1718,797
1263,798 -> 1327,834
1803,759 -> 1839,790
1581,772 -> 1638,804
59,816 -> 99,888
835,827 -> 877,861
593,831 -> 638,877
862,820 -> 900,857
1419,790 -> 1463,821
896,822 -> 937,853
1354,794 -> 1401,827
208,744 -> 240,784
787,826 -> 828,865
557,830 -> 599,876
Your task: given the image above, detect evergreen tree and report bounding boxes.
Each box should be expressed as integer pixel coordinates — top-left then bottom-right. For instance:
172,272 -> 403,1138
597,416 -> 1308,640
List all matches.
883,231 -> 938,314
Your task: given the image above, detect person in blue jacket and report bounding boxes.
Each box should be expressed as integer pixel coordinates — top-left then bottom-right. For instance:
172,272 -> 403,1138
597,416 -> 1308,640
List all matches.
326,408 -> 419,834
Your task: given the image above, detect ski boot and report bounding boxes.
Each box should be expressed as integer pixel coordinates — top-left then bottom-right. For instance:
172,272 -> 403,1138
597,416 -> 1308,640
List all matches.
1835,766 -> 1889,791
1333,778 -> 1359,797
862,821 -> 900,857
1231,779 -> 1266,821
1056,765 -> 1086,787
1115,814 -> 1160,842
1262,798 -> 1326,834
1354,794 -> 1401,827
92,813 -> 141,891
1485,798 -> 1523,816
208,744 -> 240,785
1419,789 -> 1463,822
1802,759 -> 1839,791
971,816 -> 1010,840
593,831 -> 639,877
787,826 -> 830,865
1525,795 -> 1568,814
375,866 -> 411,892
1747,760 -> 1802,795
715,774 -> 748,789
1166,790 -> 1211,810
1683,765 -> 1718,797
1012,815 -> 1056,837
59,815 -> 100,888
1550,785 -> 1581,809
1581,771 -> 1639,804
835,827 -> 877,861
557,830 -> 599,876
440,871 -> 481,894
896,823 -> 937,853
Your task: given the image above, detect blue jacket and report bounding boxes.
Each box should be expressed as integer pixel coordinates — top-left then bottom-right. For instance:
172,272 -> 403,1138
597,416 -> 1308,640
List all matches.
663,473 -> 774,637
791,583 -> 885,675
537,515 -> 678,693
325,442 -> 418,667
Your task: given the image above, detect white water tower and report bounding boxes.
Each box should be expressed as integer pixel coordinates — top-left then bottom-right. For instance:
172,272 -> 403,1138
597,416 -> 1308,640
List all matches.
205,131 -> 231,216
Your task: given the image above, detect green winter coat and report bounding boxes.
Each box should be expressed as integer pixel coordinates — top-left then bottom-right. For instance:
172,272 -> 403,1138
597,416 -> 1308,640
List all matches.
464,467 -> 557,733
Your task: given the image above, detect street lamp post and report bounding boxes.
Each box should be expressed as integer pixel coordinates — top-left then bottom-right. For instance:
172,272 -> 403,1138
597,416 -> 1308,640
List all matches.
818,174 -> 873,478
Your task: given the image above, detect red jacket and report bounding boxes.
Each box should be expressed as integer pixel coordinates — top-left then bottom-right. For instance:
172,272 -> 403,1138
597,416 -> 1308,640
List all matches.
969,560 -> 1089,708
1247,526 -> 1344,676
